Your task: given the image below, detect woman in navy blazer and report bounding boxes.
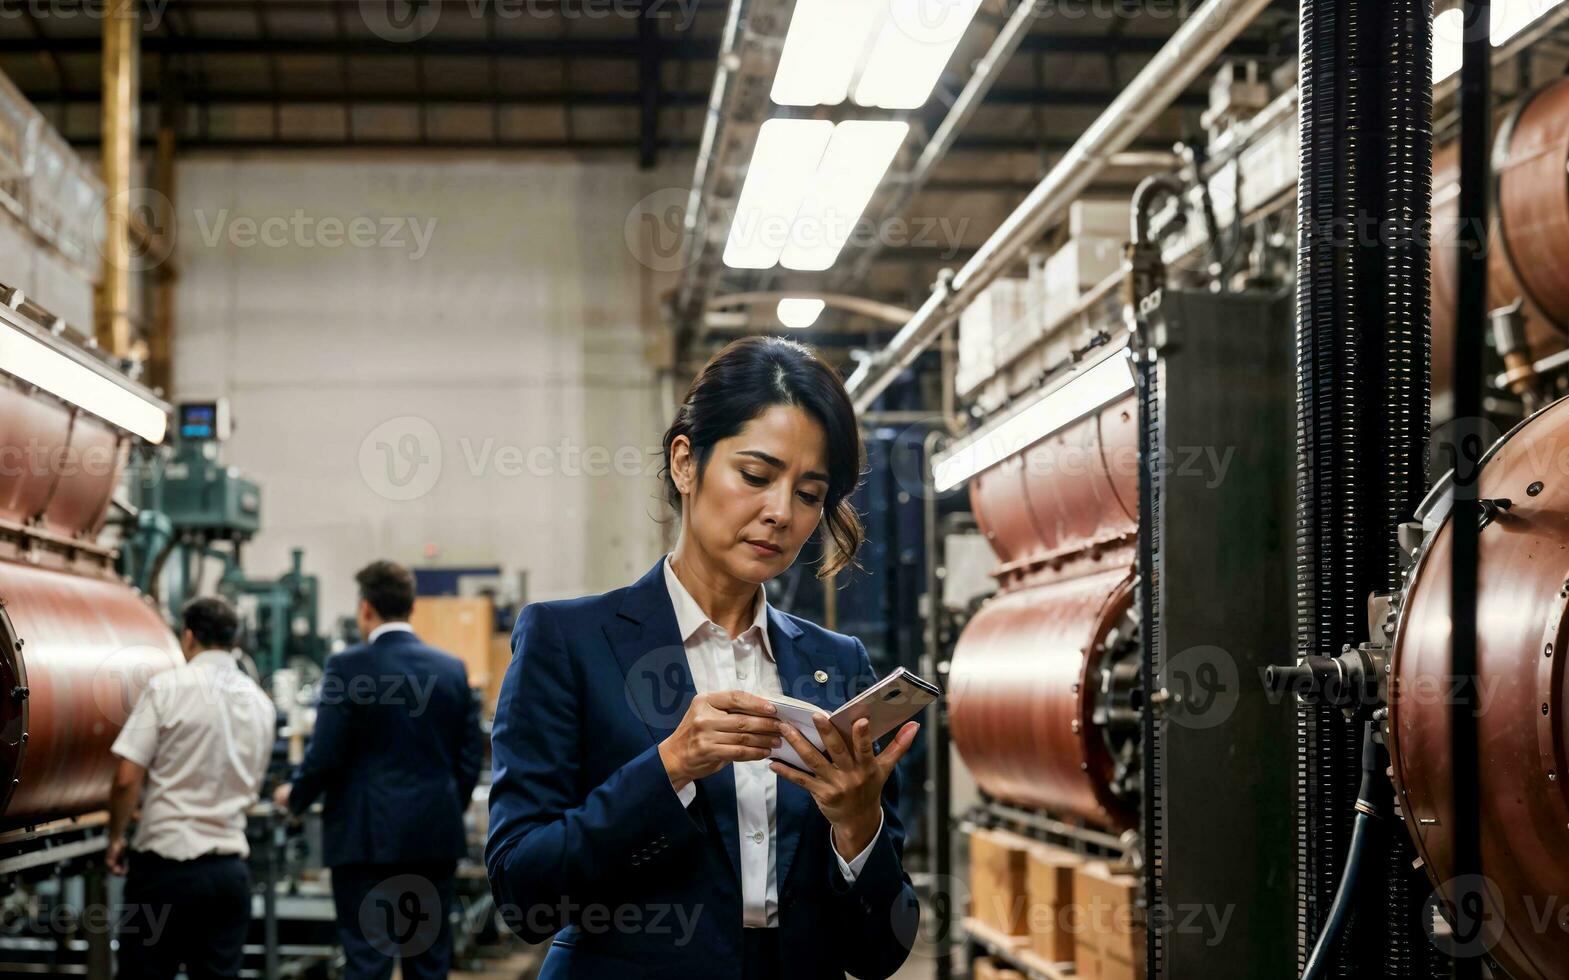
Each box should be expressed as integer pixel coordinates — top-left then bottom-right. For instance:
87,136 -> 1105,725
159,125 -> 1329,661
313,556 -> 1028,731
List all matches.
486,338 -> 920,979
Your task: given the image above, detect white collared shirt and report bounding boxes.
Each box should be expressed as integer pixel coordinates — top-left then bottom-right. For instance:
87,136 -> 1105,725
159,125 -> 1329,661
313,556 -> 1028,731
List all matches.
110,650 -> 276,860
662,556 -> 880,928
367,621 -> 416,643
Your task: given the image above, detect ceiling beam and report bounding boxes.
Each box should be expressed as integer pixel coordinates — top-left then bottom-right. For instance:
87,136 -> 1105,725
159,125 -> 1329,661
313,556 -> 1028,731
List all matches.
0,32 -> 1276,60
20,86 -> 1205,109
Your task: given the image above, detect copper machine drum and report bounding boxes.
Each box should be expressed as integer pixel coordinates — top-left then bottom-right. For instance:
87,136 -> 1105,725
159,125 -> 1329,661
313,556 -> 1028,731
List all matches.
949,393 -> 1139,829
0,378 -> 178,828
949,569 -> 1136,828
1432,76 -> 1569,400
0,561 -> 182,828
1389,396 -> 1569,980
0,385 -> 127,541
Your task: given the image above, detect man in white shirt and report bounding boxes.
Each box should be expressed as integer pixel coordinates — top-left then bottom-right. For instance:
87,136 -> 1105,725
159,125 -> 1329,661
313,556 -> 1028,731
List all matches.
108,596 -> 276,980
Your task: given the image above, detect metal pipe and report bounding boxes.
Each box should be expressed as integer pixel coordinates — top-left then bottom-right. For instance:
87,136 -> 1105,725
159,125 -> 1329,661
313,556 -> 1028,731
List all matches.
98,0 -> 138,358
841,0 -> 1046,285
845,0 -> 1274,412
705,291 -> 915,325
1451,3 -> 1489,979
674,0 -> 748,313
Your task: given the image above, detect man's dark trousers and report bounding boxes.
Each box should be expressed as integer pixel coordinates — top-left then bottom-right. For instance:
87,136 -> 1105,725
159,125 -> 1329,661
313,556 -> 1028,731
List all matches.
330,861 -> 456,980
116,850 -> 250,980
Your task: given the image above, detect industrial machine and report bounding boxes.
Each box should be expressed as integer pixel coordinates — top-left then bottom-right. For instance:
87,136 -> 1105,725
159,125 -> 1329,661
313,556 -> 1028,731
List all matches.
0,284 -> 180,978
117,397 -> 328,680
927,9 -> 1569,977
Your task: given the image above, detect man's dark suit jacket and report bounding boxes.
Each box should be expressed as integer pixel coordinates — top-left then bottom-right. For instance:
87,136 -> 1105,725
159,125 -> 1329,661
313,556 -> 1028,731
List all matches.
290,629 -> 484,867
485,558 -> 919,980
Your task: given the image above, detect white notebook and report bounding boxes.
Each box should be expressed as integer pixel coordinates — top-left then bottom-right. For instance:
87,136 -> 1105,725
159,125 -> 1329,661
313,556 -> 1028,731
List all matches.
765,667 -> 940,771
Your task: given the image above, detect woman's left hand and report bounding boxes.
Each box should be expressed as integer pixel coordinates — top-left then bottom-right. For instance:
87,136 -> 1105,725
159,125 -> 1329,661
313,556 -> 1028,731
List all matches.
771,715 -> 919,858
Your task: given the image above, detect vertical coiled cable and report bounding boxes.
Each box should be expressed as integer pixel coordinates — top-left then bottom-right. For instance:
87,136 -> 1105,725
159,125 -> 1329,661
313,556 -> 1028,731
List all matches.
1296,0 -> 1438,976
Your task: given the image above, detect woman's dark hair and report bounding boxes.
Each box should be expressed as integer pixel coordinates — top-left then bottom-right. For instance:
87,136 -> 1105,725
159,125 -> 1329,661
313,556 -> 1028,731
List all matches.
660,336 -> 866,579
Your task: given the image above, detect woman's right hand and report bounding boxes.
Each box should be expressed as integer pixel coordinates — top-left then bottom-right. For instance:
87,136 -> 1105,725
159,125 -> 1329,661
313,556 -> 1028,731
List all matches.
659,691 -> 784,792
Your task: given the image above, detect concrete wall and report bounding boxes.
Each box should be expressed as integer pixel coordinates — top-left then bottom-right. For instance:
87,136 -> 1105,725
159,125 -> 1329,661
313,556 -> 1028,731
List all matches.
172,152 -> 686,623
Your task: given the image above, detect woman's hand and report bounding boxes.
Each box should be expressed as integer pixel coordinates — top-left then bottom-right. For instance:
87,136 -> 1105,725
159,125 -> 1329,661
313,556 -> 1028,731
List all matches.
771,715 -> 919,858
659,690 -> 784,792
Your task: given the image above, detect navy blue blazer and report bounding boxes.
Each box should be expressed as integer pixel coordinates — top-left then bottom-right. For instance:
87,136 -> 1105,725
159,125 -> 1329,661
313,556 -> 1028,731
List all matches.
290,630 -> 484,868
485,558 -> 919,980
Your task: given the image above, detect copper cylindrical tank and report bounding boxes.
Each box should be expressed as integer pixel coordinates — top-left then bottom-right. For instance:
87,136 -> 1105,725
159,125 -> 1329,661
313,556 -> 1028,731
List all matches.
1432,77 -> 1569,401
949,568 -> 1136,828
0,562 -> 181,828
951,391 -> 1140,828
0,384 -> 128,540
1389,396 -> 1569,980
968,396 -> 1138,583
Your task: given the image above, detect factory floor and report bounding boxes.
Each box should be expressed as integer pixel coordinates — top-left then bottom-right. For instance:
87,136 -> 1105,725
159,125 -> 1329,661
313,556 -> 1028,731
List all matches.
443,935 -> 940,980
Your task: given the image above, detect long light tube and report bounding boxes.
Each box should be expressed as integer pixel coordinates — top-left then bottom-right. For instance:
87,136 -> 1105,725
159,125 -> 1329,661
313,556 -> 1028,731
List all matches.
771,0 -> 882,107
1433,0 -> 1565,82
0,320 -> 168,443
854,0 -> 985,109
777,298 -> 827,328
780,120 -> 909,271
931,350 -> 1134,492
722,119 -> 834,270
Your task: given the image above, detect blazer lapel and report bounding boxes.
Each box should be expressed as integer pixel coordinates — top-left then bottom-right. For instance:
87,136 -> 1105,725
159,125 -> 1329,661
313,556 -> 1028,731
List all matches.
768,606 -> 845,898
602,557 -> 742,884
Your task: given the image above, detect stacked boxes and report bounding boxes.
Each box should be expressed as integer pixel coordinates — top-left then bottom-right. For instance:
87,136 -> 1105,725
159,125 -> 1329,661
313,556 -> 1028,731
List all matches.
1025,845 -> 1081,965
967,828 -> 1033,935
1035,199 -> 1128,328
1072,862 -> 1146,980
957,278 -> 1035,397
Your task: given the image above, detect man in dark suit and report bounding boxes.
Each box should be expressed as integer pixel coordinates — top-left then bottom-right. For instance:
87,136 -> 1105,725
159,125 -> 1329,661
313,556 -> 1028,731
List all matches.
275,561 -> 484,980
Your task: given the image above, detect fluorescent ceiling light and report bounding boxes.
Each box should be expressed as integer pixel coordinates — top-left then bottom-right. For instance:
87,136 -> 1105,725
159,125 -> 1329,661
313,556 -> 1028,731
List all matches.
772,0 -> 882,107
931,351 -> 1135,493
854,0 -> 984,110
1433,0 -> 1564,82
723,119 -> 834,270
0,321 -> 169,443
777,298 -> 827,329
780,120 -> 909,272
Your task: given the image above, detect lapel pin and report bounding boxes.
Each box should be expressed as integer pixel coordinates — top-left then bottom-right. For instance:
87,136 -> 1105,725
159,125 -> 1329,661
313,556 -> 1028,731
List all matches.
813,670 -> 829,684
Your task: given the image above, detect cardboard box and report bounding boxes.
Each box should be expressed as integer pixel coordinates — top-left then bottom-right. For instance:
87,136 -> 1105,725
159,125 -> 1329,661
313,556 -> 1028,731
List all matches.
1072,862 -> 1146,979
1040,234 -> 1123,321
1026,844 -> 1081,964
972,956 -> 999,980
959,278 -> 1035,394
996,969 -> 1026,980
410,596 -> 494,690
968,828 -> 1033,935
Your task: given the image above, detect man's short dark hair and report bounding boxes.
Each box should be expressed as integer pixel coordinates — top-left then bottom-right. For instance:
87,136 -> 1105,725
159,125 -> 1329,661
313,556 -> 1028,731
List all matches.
356,560 -> 416,620
181,596 -> 242,650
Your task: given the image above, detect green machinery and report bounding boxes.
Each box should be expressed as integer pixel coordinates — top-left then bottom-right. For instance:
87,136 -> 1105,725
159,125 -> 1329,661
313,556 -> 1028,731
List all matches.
118,399 -> 327,678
